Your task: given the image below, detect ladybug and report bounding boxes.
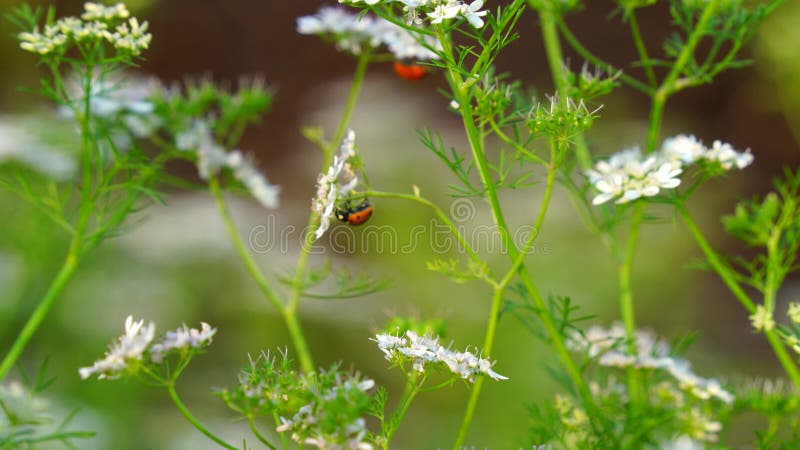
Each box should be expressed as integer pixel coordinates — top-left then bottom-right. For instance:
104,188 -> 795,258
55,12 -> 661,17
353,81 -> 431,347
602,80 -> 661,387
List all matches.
393,61 -> 428,81
336,200 -> 373,226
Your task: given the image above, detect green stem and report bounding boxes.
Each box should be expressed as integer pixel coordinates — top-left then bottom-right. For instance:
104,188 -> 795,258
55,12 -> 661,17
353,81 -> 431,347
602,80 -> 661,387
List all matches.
364,190 -> 487,276
384,374 -> 423,448
619,204 -> 645,409
678,205 -> 800,387
167,384 -> 238,450
248,416 -> 277,450
209,176 -> 315,375
619,205 -> 643,352
284,50 -> 371,373
436,27 -> 602,445
646,91 -> 667,153
209,177 -> 284,313
534,3 -> 592,170
626,10 -> 657,87
0,243 -> 81,381
451,287 -> 505,449
556,19 -> 653,96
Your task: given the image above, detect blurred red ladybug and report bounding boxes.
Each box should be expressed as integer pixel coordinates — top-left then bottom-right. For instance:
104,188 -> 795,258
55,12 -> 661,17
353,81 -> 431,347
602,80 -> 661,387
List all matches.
336,200 -> 373,225
393,61 -> 428,81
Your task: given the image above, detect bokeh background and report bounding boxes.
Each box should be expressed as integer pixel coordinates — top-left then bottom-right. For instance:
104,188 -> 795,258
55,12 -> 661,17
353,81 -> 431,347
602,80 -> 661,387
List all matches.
1,0 -> 800,448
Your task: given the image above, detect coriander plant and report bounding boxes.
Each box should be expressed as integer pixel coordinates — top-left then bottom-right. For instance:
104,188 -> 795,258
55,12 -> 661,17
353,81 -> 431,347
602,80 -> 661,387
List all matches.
1,0 -> 799,449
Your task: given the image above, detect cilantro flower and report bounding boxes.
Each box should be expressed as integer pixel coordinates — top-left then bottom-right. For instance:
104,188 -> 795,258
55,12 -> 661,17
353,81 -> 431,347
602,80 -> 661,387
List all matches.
312,129 -> 361,240
79,315 -> 155,380
587,135 -> 753,205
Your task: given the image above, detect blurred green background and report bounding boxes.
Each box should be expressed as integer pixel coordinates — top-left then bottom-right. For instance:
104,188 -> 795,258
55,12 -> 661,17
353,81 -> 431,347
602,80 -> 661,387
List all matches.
1,0 -> 800,448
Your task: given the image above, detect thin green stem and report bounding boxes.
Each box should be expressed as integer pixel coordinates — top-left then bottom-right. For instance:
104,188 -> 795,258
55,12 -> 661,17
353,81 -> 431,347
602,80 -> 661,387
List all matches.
364,190 -> 486,276
626,10 -> 657,87
209,177 -> 284,312
383,374 -> 424,448
0,242 -> 81,381
451,286 -> 505,449
248,416 -> 278,450
678,205 -> 800,387
646,91 -> 667,153
284,51 -> 371,373
167,384 -> 238,450
534,3 -> 592,170
556,18 -> 654,96
436,27 -> 603,444
208,176 -> 314,374
619,204 -> 646,409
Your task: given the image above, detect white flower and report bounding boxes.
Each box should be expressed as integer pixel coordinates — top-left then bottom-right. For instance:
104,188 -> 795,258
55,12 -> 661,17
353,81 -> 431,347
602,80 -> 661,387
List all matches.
373,330 -> 507,382
587,135 -> 753,205
660,435 -> 704,450
662,134 -> 706,164
79,315 -> 155,380
750,304 -> 775,332
150,322 -> 217,363
298,7 -> 439,60
459,0 -> 488,28
312,129 -> 361,240
427,3 -> 461,24
82,2 -> 130,21
788,302 -> 800,324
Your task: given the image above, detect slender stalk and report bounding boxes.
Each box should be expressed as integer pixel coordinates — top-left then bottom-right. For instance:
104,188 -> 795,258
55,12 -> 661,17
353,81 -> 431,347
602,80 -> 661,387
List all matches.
626,10 -> 657,87
167,384 -> 238,450
209,176 -> 315,374
0,243 -> 81,380
678,205 -> 800,387
383,374 -> 423,448
534,3 -> 592,170
248,416 -> 278,450
619,205 -> 643,352
364,190 -> 486,275
283,51 -> 371,373
1,64 -> 102,379
451,287 -> 505,449
556,19 -> 654,96
209,177 -> 284,313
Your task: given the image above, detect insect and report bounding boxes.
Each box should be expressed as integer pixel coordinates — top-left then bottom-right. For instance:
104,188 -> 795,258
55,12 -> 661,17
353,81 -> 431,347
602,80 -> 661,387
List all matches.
336,200 -> 373,226
393,61 -> 428,81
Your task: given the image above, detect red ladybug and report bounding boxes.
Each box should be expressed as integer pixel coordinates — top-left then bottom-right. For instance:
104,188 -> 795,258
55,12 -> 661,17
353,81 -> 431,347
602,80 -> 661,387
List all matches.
336,201 -> 373,226
393,61 -> 428,81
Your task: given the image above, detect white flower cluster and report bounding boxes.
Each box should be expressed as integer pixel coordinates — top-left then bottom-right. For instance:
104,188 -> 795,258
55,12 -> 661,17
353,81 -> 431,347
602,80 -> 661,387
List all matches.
312,129 -> 360,240
298,7 -> 440,60
341,0 -> 488,28
150,322 -> 217,363
586,134 -> 753,205
19,2 -> 151,56
276,376 -> 375,450
374,330 -> 508,382
0,381 -> 48,424
749,304 -> 775,332
175,121 -> 280,209
79,315 -> 155,380
568,323 -> 733,404
79,316 -> 216,380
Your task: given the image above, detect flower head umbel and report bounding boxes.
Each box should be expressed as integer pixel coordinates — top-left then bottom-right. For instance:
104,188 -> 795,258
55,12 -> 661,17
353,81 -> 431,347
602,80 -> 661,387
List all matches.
312,129 -> 365,240
340,0 -> 489,29
587,135 -> 753,205
79,315 -> 155,380
568,323 -> 733,404
750,305 -> 775,332
80,316 -> 217,380
298,6 -> 440,60
150,322 -> 217,363
17,2 -> 151,57
373,330 -> 508,382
